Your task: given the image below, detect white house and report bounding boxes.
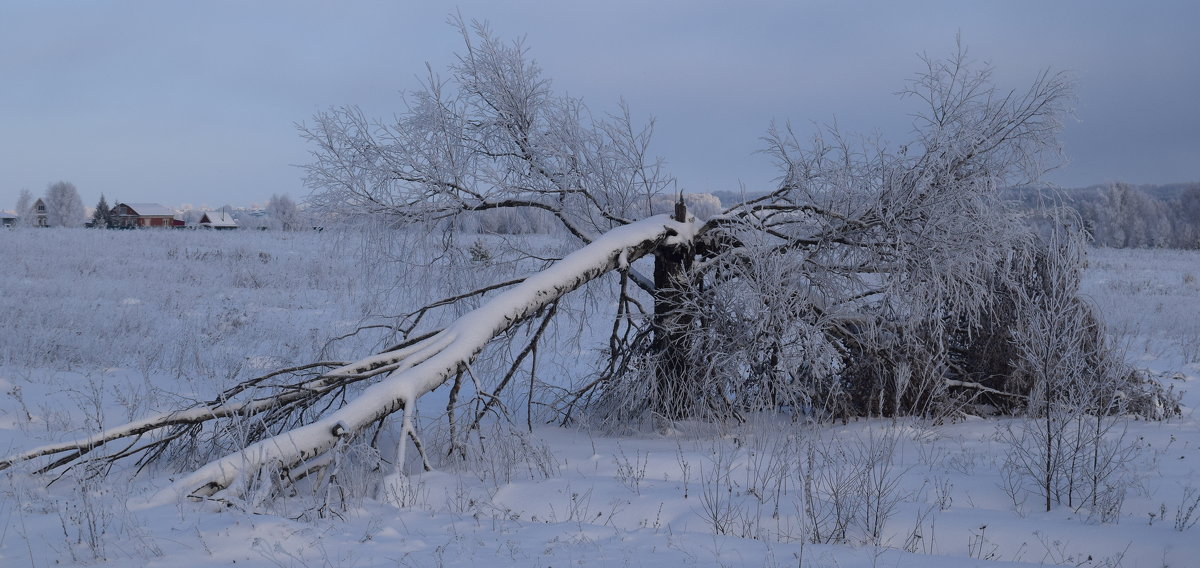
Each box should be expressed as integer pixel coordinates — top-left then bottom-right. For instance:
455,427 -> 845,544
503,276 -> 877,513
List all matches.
198,211 -> 238,230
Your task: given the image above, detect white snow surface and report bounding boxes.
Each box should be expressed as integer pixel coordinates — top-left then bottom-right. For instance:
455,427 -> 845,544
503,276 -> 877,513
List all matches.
0,228 -> 1198,567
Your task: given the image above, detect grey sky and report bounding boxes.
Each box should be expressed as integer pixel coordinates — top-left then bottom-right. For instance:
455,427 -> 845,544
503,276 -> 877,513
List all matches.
2,1 -> 1197,211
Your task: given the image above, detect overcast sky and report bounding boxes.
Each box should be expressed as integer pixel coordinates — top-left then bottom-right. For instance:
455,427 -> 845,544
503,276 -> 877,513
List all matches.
2,1 -> 1197,211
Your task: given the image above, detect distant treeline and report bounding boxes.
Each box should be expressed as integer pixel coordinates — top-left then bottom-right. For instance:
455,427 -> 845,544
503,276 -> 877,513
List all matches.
1010,182 -> 1200,249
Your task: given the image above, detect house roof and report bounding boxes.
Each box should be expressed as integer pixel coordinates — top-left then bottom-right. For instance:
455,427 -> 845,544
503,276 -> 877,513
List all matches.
120,203 -> 175,217
200,211 -> 237,227
0,212 -> 17,220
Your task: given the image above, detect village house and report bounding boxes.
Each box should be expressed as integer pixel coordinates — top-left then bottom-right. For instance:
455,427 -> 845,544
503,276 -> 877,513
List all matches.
0,212 -> 17,228
32,198 -> 48,227
198,211 -> 238,229
110,203 -> 177,228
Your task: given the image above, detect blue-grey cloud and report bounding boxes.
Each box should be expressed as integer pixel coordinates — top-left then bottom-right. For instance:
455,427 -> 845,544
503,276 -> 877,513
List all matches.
2,0 -> 1197,211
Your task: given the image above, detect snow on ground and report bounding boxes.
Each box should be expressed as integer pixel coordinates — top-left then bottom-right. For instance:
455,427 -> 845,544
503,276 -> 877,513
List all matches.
1,228 -> 1198,567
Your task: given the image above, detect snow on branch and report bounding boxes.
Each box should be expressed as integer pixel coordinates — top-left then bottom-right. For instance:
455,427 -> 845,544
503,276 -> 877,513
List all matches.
124,214 -> 692,506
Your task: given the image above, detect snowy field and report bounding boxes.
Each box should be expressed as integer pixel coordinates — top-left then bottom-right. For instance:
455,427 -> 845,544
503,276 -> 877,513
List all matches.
1,228 -> 1198,567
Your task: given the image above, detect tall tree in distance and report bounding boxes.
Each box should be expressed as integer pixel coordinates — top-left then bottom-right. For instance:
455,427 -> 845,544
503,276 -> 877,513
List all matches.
266,193 -> 300,231
44,181 -> 85,227
90,194 -> 113,229
14,189 -> 34,228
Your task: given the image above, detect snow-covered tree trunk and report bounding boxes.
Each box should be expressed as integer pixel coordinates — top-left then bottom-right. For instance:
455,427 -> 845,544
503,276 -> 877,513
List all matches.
651,199 -> 698,419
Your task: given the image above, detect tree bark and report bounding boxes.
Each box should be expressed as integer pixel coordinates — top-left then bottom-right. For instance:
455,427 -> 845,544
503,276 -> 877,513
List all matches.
651,200 -> 696,419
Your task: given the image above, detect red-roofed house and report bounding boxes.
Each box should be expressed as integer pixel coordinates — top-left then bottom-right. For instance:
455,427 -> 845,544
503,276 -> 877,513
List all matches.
111,203 -> 176,228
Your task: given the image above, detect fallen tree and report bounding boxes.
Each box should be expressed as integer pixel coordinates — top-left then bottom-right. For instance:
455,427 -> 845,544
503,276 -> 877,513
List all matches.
2,21 -> 1173,505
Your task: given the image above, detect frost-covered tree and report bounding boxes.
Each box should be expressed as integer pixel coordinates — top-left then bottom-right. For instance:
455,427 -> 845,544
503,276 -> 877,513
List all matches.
14,189 -> 34,228
998,222 -> 1148,513
44,180 -> 85,227
266,193 -> 301,231
302,20 -> 669,241
3,23 -> 1161,506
